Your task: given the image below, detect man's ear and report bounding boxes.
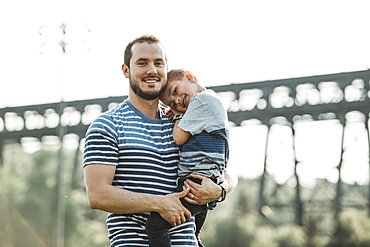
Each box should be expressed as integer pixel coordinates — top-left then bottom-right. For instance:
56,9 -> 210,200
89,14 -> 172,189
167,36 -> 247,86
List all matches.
184,71 -> 196,83
122,64 -> 130,78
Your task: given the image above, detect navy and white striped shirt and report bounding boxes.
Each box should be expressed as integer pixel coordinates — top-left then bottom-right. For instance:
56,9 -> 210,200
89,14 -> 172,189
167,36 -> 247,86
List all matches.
84,100 -> 198,247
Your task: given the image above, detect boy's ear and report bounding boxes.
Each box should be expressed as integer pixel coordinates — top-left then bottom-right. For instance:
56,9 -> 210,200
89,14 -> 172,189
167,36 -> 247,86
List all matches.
184,71 -> 195,82
122,64 -> 130,78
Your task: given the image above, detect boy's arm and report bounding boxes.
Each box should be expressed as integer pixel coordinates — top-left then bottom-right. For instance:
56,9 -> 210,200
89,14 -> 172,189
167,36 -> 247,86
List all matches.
84,164 -> 191,226
173,119 -> 191,145
165,109 -> 190,145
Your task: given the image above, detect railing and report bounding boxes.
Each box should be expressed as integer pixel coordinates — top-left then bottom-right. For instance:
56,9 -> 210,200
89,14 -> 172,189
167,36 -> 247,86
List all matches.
1,69 -> 369,225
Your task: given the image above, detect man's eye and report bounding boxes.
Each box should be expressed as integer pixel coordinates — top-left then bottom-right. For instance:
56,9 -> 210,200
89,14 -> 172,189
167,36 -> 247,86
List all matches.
173,89 -> 177,95
156,62 -> 164,66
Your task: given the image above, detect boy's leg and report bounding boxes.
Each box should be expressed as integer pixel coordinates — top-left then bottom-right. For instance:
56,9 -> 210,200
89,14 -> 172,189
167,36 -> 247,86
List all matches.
179,197 -> 208,247
146,212 -> 172,247
195,211 -> 208,247
178,178 -> 209,247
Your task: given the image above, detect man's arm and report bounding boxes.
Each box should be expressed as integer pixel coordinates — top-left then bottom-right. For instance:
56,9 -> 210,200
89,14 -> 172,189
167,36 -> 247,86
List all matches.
182,170 -> 238,205
84,164 -> 191,226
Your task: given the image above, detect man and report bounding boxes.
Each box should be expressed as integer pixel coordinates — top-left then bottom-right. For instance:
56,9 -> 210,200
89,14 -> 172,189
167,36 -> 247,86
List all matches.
83,35 -> 238,246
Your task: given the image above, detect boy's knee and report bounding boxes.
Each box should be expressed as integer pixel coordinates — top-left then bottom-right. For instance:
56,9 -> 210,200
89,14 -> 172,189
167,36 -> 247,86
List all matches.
146,213 -> 171,233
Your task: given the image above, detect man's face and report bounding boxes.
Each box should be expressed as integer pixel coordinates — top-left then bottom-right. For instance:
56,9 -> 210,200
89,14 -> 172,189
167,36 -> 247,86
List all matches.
124,42 -> 167,100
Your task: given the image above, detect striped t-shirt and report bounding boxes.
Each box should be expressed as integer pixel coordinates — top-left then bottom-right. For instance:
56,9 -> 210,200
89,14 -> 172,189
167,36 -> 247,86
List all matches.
83,100 -> 198,247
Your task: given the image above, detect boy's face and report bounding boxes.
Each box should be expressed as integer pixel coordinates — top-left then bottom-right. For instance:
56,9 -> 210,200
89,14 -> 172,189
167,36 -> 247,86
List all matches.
160,76 -> 197,114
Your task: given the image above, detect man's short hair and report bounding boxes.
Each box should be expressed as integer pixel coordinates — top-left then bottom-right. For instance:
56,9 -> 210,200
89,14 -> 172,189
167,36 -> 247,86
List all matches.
124,35 -> 164,68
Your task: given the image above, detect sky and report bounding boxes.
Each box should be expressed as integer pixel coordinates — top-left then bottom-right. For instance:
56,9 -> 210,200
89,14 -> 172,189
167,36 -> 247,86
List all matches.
1,0 -> 369,107
1,0 -> 369,185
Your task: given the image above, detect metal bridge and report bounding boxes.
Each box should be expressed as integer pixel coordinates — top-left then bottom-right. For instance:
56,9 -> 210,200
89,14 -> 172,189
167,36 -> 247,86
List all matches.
1,69 -> 369,226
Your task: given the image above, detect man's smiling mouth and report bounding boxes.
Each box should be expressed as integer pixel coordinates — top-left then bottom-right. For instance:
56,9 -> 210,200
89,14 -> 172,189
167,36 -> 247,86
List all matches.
143,76 -> 160,83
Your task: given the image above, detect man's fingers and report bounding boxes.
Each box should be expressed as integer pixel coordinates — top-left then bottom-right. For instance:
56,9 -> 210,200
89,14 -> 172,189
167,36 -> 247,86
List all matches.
189,173 -> 205,181
184,180 -> 201,197
175,187 -> 190,198
184,209 -> 192,220
170,189 -> 192,226
170,209 -> 191,227
184,179 -> 197,189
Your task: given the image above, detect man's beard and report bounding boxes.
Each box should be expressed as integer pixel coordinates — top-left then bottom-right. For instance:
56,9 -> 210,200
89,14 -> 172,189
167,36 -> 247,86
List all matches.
129,76 -> 166,100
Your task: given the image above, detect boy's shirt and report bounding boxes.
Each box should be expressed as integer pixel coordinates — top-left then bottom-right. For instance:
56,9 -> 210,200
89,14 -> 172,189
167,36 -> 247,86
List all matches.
177,89 -> 229,184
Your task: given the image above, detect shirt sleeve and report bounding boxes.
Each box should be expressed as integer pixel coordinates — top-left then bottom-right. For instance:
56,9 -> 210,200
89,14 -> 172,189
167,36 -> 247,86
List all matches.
178,92 -> 227,135
83,114 -> 119,167
178,96 -> 206,135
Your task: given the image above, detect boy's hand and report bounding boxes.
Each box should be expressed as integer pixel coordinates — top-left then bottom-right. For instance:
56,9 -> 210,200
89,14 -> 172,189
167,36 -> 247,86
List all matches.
166,108 -> 175,120
166,108 -> 184,120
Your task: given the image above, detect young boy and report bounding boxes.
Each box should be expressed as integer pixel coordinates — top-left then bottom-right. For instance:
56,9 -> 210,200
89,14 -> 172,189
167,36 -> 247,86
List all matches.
145,69 -> 229,247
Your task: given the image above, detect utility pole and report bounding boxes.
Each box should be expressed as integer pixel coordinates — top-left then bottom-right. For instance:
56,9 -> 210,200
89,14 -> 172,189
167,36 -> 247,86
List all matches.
39,22 -> 89,247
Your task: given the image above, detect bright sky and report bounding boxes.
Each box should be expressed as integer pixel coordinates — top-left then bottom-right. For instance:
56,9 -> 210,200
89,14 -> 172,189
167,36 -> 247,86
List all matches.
1,0 -> 369,185
1,0 -> 369,107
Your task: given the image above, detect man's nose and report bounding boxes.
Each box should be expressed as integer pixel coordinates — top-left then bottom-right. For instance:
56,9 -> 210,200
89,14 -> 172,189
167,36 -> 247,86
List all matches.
146,63 -> 158,75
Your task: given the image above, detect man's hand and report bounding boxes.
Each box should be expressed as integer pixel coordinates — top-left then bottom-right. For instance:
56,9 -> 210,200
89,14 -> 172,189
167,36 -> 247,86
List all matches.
158,188 -> 192,227
182,174 -> 222,205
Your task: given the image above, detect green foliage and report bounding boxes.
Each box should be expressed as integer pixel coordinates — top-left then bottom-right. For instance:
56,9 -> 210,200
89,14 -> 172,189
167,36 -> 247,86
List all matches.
271,225 -> 307,247
201,178 -> 308,247
0,143 -> 109,247
0,143 -> 48,247
326,210 -> 370,247
249,224 -> 307,247
1,144 -> 370,247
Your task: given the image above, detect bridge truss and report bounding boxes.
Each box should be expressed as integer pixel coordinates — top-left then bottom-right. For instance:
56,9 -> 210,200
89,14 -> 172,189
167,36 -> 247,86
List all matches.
1,69 -> 369,226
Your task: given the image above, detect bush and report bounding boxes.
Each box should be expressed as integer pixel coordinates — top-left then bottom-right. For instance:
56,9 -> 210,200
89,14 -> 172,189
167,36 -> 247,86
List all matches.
326,210 -> 370,247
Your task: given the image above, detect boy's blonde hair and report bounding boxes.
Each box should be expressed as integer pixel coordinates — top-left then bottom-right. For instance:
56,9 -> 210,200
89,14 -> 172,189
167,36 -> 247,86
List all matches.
167,69 -> 198,82
167,69 -> 186,81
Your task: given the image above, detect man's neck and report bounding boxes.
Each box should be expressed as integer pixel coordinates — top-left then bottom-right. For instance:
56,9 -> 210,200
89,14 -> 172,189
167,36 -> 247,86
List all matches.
128,95 -> 160,120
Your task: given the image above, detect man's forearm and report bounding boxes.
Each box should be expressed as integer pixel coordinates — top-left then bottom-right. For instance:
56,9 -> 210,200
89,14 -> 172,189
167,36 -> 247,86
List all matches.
87,183 -> 161,214
223,169 -> 238,196
84,164 -> 192,226
85,164 -> 164,214
87,183 -> 192,227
